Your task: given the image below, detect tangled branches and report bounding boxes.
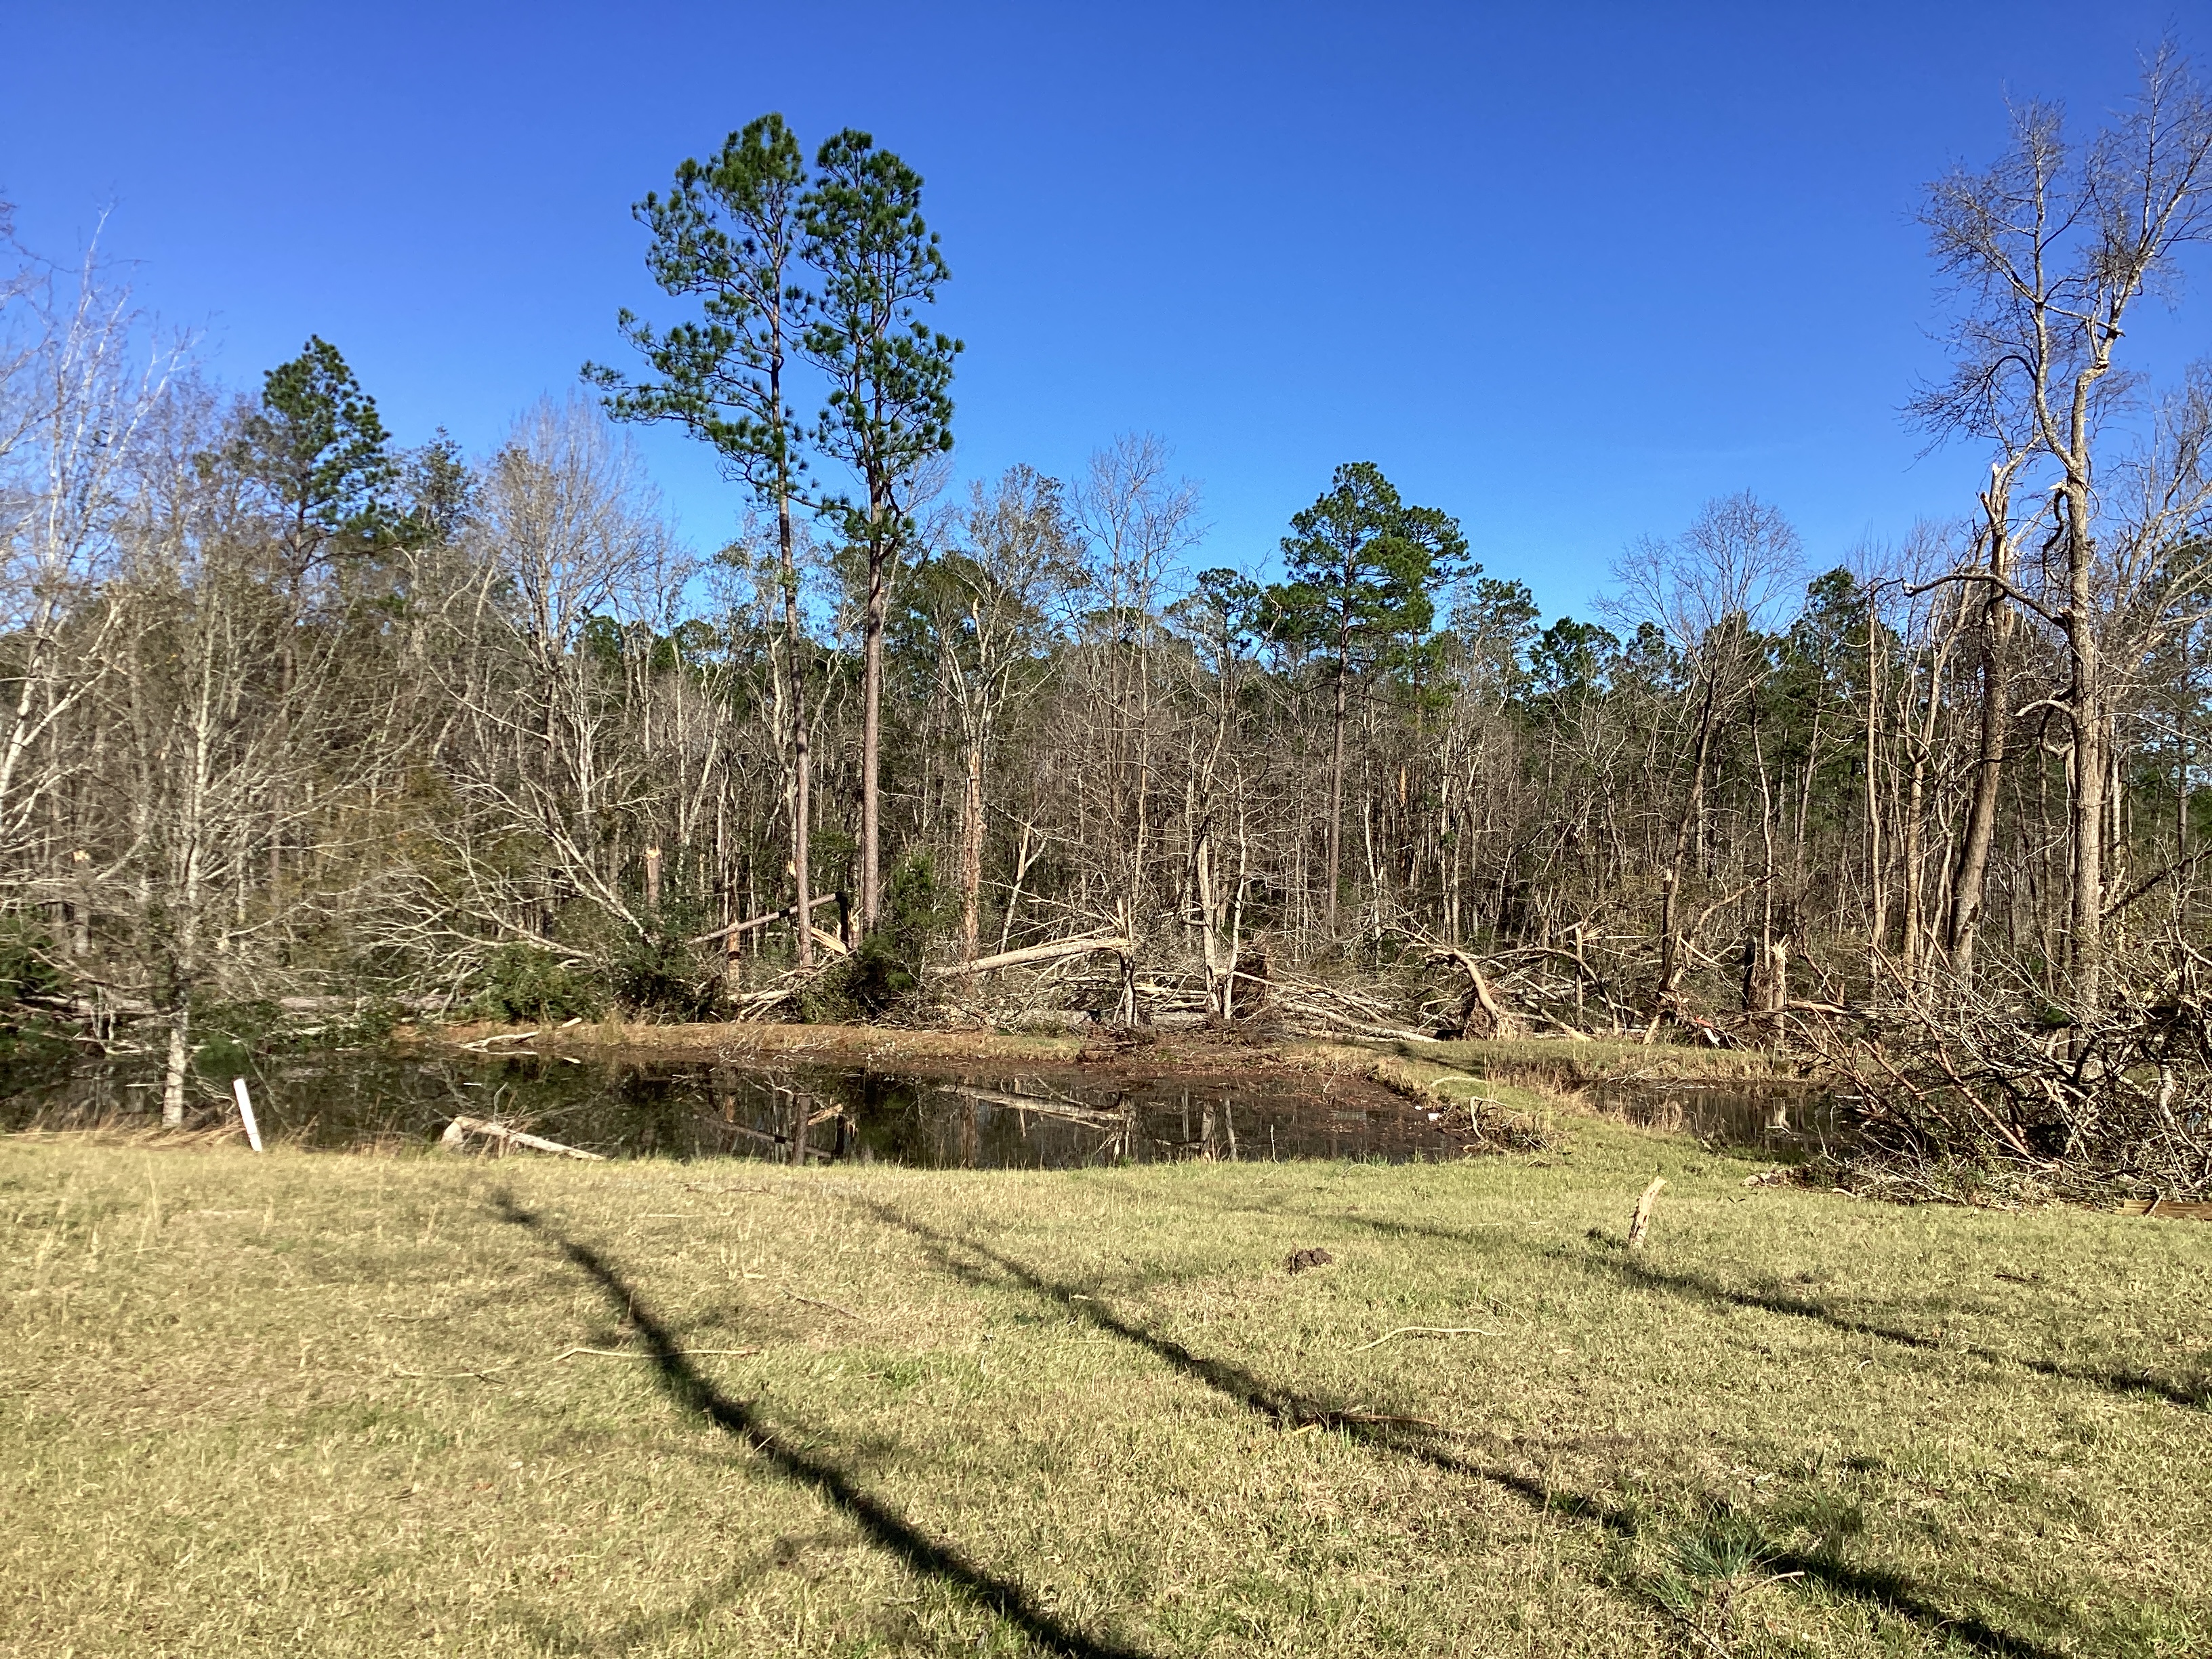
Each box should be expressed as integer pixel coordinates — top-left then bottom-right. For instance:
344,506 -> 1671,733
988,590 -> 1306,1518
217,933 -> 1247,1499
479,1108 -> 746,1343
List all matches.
1809,953 -> 2212,1200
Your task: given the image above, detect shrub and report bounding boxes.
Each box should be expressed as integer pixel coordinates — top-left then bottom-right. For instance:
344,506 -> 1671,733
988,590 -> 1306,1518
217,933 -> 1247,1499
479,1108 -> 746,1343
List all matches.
613,928 -> 721,1022
801,854 -> 944,1022
0,916 -> 62,1008
468,943 -> 605,1024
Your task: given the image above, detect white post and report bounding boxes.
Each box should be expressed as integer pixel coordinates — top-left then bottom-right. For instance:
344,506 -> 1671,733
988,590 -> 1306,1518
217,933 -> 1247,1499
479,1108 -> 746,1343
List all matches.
231,1076 -> 265,1154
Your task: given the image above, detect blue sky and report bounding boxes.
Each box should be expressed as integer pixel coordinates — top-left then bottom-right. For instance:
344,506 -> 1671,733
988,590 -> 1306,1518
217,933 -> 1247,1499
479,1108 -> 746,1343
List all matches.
5,1 -> 2206,619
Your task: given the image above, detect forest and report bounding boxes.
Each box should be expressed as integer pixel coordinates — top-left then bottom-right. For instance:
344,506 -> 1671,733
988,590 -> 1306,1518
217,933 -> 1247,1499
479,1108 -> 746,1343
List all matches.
6,58 -> 2212,1195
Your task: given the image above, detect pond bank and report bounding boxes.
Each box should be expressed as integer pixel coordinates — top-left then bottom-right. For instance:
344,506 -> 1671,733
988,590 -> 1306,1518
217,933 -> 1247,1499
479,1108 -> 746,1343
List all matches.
413,1018 -> 1801,1088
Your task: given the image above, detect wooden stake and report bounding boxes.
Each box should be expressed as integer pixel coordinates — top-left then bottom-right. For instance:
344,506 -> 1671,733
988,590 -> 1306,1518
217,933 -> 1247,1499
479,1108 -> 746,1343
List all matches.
1626,1176 -> 1666,1250
231,1076 -> 264,1154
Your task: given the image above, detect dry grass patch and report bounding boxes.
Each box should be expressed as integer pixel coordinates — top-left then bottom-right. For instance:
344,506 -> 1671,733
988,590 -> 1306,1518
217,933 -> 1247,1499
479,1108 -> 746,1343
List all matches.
2,1120 -> 2205,1656
1385,1035 -> 1802,1088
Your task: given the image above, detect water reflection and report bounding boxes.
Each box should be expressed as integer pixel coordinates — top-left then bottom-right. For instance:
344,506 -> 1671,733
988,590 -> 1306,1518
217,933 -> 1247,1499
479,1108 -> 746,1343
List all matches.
2,1049 -> 1845,1168
1580,1079 -> 1840,1149
0,1050 -> 1473,1169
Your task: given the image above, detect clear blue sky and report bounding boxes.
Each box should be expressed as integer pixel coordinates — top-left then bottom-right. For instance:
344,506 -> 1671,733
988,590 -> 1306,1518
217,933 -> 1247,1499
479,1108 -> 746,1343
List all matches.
5,1 -> 2205,619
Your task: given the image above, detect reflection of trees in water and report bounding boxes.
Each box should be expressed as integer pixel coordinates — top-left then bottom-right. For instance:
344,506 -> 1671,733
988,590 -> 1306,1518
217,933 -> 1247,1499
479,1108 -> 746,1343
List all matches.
1582,1082 -> 1832,1147
18,1051 -> 1803,1168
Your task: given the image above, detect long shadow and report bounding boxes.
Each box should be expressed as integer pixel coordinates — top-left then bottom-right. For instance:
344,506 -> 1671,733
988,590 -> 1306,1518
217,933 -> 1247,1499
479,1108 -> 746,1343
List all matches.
1595,1254 -> 2212,1412
493,1197 -> 1147,1659
1205,1188 -> 2212,1412
845,1195 -> 2068,1659
842,1197 -> 1634,1524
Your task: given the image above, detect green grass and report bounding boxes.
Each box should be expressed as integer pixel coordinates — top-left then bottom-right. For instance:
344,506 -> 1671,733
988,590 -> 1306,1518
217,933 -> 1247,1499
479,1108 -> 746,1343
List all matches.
3,1115 -> 2207,1657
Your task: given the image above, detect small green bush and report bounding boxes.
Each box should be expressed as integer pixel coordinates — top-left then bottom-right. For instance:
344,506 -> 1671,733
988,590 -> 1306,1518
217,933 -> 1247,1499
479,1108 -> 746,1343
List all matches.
0,916 -> 63,1007
800,854 -> 943,1022
613,929 -> 720,1022
468,943 -> 605,1024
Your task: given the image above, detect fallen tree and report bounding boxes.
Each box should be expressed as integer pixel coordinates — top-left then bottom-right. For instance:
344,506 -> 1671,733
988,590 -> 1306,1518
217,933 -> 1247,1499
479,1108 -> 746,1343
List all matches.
925,934 -> 1131,979
439,1117 -> 606,1161
1806,950 -> 2212,1202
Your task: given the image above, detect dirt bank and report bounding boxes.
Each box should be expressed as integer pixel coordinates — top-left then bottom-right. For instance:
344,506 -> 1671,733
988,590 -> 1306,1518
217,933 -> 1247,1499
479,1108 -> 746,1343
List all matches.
410,1019 -> 1791,1092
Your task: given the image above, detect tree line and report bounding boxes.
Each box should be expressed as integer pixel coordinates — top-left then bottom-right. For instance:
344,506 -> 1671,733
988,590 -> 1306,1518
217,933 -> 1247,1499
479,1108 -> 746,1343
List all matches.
3,59 -> 2212,1134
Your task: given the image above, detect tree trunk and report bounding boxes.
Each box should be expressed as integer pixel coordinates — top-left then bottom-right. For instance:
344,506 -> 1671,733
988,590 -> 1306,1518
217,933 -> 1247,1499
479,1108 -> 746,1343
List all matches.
1657,688 -> 1716,999
1946,474 -> 2020,981
860,518 -> 888,933
2061,363 -> 2105,1012
1326,647 -> 1348,937
1865,605 -> 1886,958
1902,750 -> 1928,990
161,1005 -> 190,1128
779,471 -> 813,968
959,735 -> 983,962
2068,603 -> 2104,1010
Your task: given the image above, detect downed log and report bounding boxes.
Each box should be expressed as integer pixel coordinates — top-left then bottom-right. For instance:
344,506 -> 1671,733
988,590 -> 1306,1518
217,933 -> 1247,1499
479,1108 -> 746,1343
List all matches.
2121,1198 -> 2212,1221
926,935 -> 1132,979
440,1116 -> 606,1161
689,893 -> 840,947
1423,945 -> 1524,1038
460,1028 -> 540,1050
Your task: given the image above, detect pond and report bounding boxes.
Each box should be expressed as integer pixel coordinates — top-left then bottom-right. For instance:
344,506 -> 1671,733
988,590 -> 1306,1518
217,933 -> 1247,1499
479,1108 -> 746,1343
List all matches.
1,1048 -> 1483,1168
0,1046 -> 1845,1168
1580,1076 -> 1847,1151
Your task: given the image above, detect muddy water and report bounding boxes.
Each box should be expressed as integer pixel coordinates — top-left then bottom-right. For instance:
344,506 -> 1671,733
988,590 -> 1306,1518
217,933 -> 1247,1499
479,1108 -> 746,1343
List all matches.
2,1048 -> 1844,1168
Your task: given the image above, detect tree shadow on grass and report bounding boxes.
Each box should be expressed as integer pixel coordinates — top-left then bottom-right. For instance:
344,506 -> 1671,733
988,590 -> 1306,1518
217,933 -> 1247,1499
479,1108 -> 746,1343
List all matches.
845,1196 -> 2068,1659
1206,1188 -> 2212,1411
492,1195 -> 1147,1659
1591,1253 -> 2212,1412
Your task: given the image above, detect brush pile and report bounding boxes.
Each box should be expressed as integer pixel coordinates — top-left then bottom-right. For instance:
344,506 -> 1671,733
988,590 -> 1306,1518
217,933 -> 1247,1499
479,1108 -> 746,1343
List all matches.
1805,952 -> 2212,1202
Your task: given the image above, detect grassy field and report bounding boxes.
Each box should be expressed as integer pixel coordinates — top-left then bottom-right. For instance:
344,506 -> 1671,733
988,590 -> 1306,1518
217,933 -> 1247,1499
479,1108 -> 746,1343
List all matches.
3,1108 -> 2206,1657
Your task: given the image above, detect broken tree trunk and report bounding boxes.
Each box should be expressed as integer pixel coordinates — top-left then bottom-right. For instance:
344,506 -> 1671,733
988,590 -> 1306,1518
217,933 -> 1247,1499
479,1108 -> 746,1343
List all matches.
1626,1176 -> 1666,1250
1426,945 -> 1523,1038
440,1117 -> 606,1161
689,893 -> 840,947
925,934 -> 1133,979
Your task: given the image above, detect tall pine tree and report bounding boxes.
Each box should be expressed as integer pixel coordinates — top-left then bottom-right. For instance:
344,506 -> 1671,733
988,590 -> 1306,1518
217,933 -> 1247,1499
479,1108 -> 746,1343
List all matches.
591,114 -> 821,962
800,129 -> 959,931
1266,462 -> 1465,936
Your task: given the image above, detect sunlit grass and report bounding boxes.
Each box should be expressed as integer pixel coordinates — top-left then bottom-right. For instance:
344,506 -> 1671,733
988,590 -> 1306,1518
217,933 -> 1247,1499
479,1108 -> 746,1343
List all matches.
2,1115 -> 2204,1656
1389,1034 -> 1801,1084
